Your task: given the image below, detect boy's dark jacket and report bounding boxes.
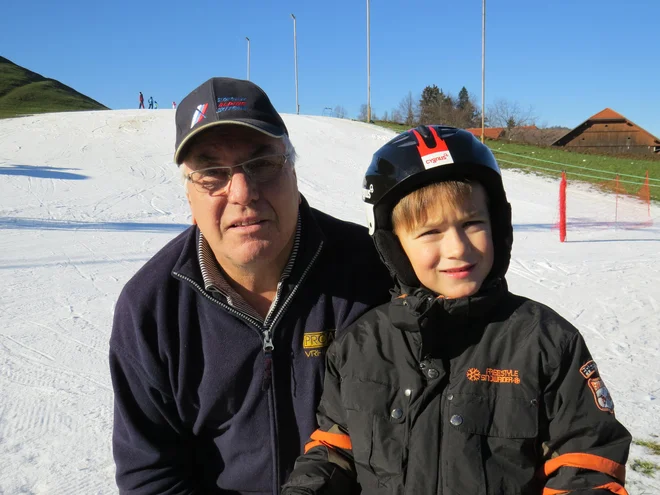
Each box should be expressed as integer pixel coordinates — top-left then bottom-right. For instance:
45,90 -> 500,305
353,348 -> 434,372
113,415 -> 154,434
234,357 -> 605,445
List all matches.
284,185 -> 631,495
109,198 -> 392,494
282,281 -> 632,495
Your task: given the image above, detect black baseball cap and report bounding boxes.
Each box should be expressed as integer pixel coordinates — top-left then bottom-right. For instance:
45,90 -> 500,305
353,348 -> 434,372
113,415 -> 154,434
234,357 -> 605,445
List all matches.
174,77 -> 289,164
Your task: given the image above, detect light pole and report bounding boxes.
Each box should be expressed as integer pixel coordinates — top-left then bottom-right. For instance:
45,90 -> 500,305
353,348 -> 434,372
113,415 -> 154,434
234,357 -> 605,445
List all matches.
246,37 -> 251,81
291,14 -> 299,115
366,0 -> 371,123
481,0 -> 486,143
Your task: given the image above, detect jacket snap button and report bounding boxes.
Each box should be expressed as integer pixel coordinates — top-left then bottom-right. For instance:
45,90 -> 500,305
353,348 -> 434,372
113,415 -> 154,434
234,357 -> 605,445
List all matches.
391,408 -> 403,420
404,389 -> 412,397
447,394 -> 454,401
427,368 -> 439,379
450,414 -> 463,426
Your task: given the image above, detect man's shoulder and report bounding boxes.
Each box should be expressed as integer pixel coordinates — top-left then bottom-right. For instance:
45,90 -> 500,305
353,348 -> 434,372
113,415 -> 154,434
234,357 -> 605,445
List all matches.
118,225 -> 197,306
308,207 -> 378,259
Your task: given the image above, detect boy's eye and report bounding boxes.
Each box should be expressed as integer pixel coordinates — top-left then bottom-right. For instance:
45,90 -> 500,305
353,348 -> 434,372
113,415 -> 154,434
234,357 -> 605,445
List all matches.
419,229 -> 440,237
464,220 -> 487,230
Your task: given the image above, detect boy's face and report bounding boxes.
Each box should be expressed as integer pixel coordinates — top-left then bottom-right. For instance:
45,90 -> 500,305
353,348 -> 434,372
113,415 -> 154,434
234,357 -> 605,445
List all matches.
395,183 -> 494,299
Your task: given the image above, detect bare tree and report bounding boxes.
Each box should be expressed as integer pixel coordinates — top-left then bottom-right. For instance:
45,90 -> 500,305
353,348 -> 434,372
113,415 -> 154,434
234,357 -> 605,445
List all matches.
487,99 -> 537,128
358,104 -> 369,121
381,110 -> 389,122
334,105 -> 347,119
391,109 -> 403,123
397,91 -> 418,127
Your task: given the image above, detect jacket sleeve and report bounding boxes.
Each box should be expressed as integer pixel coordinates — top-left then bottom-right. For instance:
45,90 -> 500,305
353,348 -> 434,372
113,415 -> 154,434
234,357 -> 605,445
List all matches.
541,330 -> 632,495
110,298 -> 201,495
282,344 -> 359,495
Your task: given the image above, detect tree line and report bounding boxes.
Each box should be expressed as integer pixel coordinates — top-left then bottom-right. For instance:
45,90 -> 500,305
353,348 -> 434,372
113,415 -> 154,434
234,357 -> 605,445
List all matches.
332,84 -> 537,130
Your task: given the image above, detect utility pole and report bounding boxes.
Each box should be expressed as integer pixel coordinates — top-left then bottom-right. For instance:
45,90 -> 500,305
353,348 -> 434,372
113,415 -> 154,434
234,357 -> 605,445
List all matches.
246,37 -> 251,81
481,0 -> 486,143
366,0 -> 371,123
291,14 -> 299,114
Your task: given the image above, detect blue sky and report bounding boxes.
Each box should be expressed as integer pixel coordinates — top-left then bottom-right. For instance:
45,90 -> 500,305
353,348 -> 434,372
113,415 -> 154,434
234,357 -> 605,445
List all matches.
3,0 -> 659,136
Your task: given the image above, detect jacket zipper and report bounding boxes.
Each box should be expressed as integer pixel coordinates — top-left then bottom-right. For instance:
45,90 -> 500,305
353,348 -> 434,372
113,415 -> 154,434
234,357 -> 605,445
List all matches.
260,241 -> 323,493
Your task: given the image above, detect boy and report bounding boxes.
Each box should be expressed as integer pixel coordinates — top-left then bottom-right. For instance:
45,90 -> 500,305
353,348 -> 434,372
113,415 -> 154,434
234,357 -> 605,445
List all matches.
282,126 -> 631,495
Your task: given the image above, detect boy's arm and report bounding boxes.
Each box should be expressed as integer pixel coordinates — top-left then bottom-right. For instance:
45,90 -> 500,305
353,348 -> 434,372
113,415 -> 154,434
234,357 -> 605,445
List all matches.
282,345 -> 358,495
541,331 -> 632,495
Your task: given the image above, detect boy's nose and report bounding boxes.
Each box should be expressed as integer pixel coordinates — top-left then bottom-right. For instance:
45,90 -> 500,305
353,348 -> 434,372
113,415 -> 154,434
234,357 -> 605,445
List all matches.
443,228 -> 469,258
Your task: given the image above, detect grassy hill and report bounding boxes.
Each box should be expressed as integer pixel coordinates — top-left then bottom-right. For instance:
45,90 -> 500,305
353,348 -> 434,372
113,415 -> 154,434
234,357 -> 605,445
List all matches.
0,56 -> 108,118
373,120 -> 659,202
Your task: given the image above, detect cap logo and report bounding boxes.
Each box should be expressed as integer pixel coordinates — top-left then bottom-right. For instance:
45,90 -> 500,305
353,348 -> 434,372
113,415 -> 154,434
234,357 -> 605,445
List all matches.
217,97 -> 247,113
411,128 -> 454,169
190,103 -> 209,128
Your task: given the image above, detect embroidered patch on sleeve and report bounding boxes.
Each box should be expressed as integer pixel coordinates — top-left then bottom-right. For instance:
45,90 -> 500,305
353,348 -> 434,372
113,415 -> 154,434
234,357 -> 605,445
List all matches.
579,360 -> 598,379
588,377 -> 615,413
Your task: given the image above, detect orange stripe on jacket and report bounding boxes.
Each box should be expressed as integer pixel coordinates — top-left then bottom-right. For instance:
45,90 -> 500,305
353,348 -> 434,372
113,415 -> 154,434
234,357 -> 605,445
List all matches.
544,453 -> 626,482
542,481 -> 628,495
303,429 -> 352,453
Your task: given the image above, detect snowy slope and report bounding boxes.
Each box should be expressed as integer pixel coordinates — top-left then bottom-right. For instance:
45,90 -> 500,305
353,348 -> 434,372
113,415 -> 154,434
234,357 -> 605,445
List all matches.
1,110 -> 658,494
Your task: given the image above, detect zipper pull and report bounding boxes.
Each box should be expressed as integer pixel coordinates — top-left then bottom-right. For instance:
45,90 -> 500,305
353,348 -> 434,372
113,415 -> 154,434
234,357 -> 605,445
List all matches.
262,330 -> 274,391
263,329 -> 274,352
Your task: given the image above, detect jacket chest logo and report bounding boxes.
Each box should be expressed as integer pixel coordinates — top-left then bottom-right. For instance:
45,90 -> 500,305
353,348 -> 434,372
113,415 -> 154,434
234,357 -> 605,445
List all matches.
303,331 -> 333,358
467,367 -> 521,384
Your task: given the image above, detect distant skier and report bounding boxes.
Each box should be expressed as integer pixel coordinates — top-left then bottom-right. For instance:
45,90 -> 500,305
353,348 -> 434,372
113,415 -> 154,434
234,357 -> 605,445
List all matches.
172,101 -> 177,109
138,92 -> 144,109
148,96 -> 154,109
154,101 -> 158,109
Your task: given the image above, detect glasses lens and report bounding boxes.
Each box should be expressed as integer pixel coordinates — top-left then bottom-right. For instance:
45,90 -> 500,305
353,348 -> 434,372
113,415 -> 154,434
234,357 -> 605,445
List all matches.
191,168 -> 231,193
243,155 -> 287,183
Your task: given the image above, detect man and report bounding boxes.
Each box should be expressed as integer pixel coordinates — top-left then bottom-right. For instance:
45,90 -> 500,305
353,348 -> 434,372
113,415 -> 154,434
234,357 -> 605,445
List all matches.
139,92 -> 144,109
110,77 -> 392,494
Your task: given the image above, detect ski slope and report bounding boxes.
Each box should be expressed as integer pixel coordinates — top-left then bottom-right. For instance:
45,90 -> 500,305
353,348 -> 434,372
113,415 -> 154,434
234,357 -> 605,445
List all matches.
1,110 -> 659,494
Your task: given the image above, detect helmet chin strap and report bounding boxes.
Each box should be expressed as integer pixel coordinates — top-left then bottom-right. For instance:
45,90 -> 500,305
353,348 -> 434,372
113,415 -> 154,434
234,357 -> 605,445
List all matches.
373,230 -> 420,288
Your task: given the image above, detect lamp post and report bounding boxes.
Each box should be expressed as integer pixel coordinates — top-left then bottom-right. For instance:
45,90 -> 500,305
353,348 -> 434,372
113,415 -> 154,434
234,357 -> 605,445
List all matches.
481,0 -> 486,143
291,14 -> 299,115
246,37 -> 251,81
366,0 -> 371,123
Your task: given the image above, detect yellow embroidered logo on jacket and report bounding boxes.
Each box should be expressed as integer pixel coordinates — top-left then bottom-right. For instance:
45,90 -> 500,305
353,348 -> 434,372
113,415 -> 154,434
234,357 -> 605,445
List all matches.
467,367 -> 521,384
303,331 -> 333,357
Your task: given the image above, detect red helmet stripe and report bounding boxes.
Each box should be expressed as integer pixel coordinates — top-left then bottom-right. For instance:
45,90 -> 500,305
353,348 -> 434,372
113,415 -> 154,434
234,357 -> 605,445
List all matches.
410,127 -> 448,158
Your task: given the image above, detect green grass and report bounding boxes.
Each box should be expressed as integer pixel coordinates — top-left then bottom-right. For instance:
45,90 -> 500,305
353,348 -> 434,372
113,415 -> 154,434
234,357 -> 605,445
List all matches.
488,140 -> 659,201
634,439 -> 660,456
372,121 -> 660,202
372,120 -> 410,133
631,459 -> 660,477
0,56 -> 108,119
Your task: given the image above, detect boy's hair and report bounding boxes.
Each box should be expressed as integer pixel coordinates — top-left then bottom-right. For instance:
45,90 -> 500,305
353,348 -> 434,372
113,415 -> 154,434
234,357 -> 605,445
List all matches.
392,180 -> 489,233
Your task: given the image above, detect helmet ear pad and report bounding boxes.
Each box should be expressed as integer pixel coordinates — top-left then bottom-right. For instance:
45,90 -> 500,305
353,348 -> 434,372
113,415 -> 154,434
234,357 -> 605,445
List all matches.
373,230 -> 420,288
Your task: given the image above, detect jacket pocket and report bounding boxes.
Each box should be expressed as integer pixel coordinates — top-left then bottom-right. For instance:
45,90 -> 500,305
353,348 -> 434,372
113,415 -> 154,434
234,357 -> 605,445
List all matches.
343,380 -> 407,483
444,393 -> 539,495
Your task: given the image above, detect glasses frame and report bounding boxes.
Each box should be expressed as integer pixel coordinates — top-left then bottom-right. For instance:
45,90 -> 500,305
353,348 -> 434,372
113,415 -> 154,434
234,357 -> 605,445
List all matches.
185,153 -> 291,195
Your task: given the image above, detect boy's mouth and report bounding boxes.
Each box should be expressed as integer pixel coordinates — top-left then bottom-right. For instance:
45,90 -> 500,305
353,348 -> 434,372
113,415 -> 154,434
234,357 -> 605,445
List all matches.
442,264 -> 475,278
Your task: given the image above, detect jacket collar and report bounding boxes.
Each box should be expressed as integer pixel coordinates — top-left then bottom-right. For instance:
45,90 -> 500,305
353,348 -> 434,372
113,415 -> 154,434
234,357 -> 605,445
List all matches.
388,278 -> 508,334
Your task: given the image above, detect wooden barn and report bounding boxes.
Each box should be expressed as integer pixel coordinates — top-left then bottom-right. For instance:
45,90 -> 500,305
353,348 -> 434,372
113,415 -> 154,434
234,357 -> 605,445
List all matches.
551,108 -> 660,155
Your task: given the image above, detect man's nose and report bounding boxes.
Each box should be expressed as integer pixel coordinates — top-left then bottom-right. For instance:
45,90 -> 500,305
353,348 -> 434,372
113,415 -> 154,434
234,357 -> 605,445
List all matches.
226,169 -> 259,205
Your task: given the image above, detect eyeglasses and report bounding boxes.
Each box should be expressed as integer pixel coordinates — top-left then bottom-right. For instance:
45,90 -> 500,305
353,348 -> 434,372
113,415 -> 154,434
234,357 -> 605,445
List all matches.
185,154 -> 290,195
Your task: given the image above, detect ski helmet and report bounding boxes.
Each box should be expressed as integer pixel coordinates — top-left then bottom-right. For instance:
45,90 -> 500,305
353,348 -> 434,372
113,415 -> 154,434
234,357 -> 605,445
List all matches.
362,125 -> 513,287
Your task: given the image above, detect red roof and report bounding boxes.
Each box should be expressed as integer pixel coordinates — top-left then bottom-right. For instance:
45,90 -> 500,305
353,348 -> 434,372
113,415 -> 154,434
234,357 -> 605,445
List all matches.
589,108 -> 626,120
465,127 -> 505,140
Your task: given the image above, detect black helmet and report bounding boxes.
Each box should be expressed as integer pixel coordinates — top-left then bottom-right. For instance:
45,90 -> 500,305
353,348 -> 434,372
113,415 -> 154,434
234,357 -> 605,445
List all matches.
363,125 -> 513,288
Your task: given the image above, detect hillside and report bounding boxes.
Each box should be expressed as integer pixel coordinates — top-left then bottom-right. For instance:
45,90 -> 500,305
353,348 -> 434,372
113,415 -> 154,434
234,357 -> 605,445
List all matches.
0,56 -> 108,118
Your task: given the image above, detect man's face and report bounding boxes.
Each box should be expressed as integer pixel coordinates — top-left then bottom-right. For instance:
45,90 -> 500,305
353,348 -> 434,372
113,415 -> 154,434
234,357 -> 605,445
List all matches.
182,126 -> 299,273
395,184 -> 494,299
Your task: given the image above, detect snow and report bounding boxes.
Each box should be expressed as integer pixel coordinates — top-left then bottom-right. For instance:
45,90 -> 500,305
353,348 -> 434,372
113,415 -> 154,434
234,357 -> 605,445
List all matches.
1,110 -> 659,494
